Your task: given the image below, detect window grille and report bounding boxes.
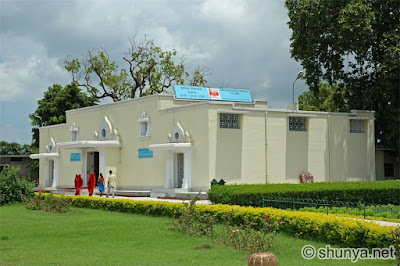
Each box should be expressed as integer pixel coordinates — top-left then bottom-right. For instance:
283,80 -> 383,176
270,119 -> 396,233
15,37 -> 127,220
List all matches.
220,113 -> 239,129
350,120 -> 364,133
289,117 -> 306,131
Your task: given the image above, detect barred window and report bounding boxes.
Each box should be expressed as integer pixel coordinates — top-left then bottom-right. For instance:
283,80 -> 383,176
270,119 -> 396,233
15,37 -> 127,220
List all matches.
220,113 -> 239,129
350,120 -> 364,133
289,117 -> 306,131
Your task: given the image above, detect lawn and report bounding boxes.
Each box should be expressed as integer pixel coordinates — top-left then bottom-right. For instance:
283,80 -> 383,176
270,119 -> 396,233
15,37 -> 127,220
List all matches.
0,204 -> 397,265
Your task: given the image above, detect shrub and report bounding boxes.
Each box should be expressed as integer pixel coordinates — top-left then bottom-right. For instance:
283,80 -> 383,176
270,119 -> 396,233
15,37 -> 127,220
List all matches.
0,166 -> 35,205
25,193 -> 70,213
207,180 -> 400,206
39,193 -> 396,249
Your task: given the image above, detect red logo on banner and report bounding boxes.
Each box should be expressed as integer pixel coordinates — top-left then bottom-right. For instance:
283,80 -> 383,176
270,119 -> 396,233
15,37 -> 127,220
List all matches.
208,88 -> 221,99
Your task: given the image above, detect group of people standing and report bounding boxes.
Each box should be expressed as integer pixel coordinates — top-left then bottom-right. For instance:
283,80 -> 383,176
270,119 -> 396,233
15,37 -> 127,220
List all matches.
74,170 -> 117,198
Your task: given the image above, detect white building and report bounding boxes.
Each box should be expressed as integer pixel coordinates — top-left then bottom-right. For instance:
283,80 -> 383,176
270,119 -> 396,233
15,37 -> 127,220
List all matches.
31,86 -> 376,197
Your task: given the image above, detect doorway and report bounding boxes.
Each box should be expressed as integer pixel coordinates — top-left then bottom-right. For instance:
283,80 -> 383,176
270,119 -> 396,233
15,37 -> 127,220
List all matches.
48,160 -> 54,187
87,152 -> 99,185
175,153 -> 184,188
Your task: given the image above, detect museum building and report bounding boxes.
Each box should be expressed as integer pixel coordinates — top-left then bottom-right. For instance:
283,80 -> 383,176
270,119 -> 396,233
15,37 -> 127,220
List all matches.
31,86 -> 376,196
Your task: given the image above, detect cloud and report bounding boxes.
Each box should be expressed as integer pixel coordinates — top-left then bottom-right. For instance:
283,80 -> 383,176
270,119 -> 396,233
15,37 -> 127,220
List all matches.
0,0 -> 307,144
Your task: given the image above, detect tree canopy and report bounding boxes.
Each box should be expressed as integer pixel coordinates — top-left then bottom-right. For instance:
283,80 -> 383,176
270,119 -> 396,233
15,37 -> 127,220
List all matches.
65,36 -> 208,102
0,141 -> 34,155
286,0 -> 400,154
29,83 -> 98,148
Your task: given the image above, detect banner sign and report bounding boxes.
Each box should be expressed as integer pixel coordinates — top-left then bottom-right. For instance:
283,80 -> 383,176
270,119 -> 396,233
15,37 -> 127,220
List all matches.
174,85 -> 252,103
138,148 -> 153,159
70,153 -> 81,161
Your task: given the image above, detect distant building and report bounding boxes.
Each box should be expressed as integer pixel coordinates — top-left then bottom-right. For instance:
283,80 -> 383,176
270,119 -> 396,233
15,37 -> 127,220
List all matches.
31,86 -> 376,197
0,155 -> 39,185
375,148 -> 400,180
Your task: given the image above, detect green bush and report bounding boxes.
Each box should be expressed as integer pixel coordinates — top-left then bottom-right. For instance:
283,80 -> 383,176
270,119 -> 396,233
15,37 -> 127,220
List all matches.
25,193 -> 71,213
0,166 -> 35,205
39,193 -> 396,249
208,180 -> 400,206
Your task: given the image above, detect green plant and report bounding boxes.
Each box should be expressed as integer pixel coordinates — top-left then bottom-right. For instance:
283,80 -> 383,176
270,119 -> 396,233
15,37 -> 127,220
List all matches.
172,197 -> 215,237
215,217 -> 279,253
208,180 -> 400,206
25,193 -> 71,213
0,166 -> 35,205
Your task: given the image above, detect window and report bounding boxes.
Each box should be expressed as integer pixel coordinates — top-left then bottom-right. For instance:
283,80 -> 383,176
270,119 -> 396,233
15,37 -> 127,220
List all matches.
350,120 -> 364,133
220,113 -> 239,129
101,129 -> 107,138
140,122 -> 149,137
71,131 -> 78,141
138,111 -> 150,138
289,117 -> 306,131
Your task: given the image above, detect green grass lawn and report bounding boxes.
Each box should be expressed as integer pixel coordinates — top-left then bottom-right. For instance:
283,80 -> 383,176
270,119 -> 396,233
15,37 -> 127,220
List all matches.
0,204 -> 397,265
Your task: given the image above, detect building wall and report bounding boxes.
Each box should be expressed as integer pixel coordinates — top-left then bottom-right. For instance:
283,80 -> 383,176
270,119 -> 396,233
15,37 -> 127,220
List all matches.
266,110 -> 375,183
0,156 -> 39,184
35,94 -> 376,190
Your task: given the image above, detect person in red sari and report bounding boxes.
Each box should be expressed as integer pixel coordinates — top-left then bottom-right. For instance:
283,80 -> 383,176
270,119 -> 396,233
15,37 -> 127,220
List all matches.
74,174 -> 83,195
88,172 -> 96,196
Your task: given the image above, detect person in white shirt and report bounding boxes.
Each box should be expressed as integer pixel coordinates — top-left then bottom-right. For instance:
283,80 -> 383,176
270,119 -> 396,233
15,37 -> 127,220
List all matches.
106,170 -> 116,198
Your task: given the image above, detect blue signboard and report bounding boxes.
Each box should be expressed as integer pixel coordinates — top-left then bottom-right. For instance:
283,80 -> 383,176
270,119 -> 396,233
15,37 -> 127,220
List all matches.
174,85 -> 252,103
138,148 -> 153,159
70,153 -> 81,161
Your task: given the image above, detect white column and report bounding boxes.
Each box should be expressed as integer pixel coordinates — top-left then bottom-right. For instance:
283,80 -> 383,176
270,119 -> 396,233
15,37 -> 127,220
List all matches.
99,148 -> 107,177
81,149 -> 87,185
43,159 -> 49,187
183,150 -> 193,189
165,151 -> 174,188
53,158 -> 60,188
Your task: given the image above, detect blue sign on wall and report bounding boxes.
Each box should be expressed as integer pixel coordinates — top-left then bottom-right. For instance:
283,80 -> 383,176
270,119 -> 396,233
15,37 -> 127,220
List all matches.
174,85 -> 252,103
70,153 -> 81,161
138,148 -> 153,159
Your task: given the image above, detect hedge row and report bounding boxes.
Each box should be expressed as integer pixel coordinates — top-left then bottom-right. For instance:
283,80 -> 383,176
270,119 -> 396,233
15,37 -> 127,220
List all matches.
42,193 -> 397,249
207,180 -> 400,206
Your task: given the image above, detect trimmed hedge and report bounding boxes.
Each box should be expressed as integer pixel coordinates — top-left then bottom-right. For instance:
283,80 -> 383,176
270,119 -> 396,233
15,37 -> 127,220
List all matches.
39,193 -> 397,249
207,180 -> 400,206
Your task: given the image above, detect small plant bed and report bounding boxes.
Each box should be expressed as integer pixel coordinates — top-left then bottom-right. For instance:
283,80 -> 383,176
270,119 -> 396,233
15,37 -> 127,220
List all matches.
24,193 -> 71,213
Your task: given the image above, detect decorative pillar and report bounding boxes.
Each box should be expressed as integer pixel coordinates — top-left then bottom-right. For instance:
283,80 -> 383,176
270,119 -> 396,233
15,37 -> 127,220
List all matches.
53,157 -> 60,188
81,149 -> 87,185
165,151 -> 174,188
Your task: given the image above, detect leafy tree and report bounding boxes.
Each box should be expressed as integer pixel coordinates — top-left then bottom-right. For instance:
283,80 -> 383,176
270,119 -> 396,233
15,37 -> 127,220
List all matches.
298,83 -> 349,112
286,0 -> 400,154
0,166 -> 35,205
65,36 -> 208,101
29,83 -> 98,148
0,141 -> 34,155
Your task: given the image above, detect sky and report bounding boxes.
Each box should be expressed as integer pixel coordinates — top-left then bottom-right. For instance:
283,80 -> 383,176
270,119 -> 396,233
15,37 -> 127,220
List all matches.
0,0 -> 307,145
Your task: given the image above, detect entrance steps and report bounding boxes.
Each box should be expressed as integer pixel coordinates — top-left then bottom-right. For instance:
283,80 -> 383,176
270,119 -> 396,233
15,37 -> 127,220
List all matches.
150,188 -> 207,200
34,187 -> 207,199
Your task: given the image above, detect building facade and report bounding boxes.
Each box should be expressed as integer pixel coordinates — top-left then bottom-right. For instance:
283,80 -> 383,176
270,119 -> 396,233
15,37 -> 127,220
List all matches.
31,90 -> 376,195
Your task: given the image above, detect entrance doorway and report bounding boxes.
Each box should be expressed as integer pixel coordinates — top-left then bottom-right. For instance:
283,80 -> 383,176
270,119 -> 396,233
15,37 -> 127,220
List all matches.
48,160 -> 54,187
175,153 -> 184,188
87,152 -> 99,185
